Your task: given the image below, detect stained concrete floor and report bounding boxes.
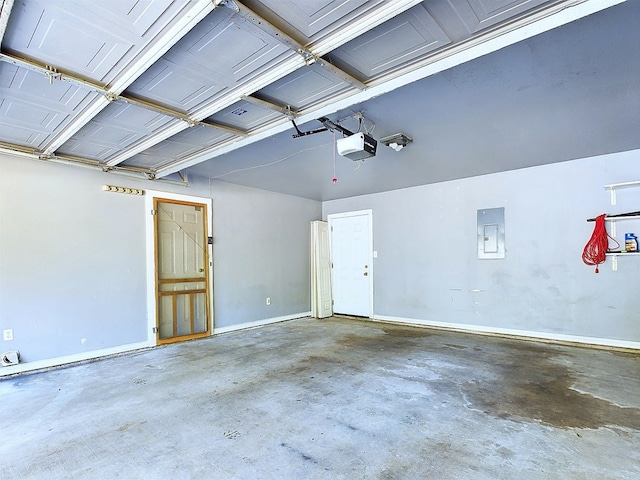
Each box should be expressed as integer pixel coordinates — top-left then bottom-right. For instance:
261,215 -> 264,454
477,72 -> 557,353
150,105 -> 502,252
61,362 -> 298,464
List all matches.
1,317 -> 639,480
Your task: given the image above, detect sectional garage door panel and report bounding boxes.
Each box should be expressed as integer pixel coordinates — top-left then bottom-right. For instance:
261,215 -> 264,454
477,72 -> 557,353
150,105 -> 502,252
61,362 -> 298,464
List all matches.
327,5 -> 452,80
123,126 -> 236,170
0,63 -> 101,150
0,0 -> 583,181
124,12 -> 292,113
255,64 -> 355,111
2,0 -> 195,84
455,0 -> 551,35
56,102 -> 177,162
207,100 -> 282,131
241,0 -> 372,39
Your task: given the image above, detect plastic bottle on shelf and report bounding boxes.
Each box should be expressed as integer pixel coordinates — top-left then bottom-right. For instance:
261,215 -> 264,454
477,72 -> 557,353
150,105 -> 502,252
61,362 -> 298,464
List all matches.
624,233 -> 638,252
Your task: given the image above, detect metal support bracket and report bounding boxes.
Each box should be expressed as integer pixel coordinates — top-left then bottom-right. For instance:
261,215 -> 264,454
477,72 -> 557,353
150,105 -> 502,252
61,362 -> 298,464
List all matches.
45,65 -> 62,84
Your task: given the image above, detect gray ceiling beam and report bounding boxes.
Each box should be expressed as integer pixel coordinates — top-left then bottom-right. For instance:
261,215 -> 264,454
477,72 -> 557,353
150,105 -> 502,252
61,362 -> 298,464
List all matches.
118,95 -> 248,137
0,140 -> 155,176
0,138 -> 189,187
241,95 -> 295,117
0,52 -> 110,90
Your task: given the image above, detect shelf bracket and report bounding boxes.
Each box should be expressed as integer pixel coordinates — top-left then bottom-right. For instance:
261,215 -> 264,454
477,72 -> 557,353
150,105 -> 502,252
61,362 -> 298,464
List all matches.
604,180 -> 640,205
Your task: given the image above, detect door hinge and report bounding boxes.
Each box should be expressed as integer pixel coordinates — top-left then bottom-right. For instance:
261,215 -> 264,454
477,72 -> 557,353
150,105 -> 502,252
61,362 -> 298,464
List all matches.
152,327 -> 158,334
150,209 -> 157,216
332,300 -> 334,305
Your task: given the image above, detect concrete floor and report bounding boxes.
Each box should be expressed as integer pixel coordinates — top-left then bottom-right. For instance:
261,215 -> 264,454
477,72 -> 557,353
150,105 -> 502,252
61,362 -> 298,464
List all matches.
1,317 -> 639,480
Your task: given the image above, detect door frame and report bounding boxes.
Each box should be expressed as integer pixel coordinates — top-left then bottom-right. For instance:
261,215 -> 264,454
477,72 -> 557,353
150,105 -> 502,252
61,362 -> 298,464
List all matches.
327,209 -> 374,318
145,190 -> 214,345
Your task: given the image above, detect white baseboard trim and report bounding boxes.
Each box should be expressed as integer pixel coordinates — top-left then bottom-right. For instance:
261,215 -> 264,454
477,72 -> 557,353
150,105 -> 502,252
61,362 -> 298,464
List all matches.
373,315 -> 640,351
0,341 -> 152,377
1,313 -> 313,377
214,312 -> 311,335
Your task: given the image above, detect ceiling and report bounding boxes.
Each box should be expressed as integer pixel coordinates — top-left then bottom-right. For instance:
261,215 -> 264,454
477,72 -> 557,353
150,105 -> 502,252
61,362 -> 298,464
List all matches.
1,0 -> 637,201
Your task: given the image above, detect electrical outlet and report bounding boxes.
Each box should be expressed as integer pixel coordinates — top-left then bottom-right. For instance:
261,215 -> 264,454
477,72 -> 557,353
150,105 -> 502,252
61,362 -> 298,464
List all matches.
3,329 -> 13,341
266,297 -> 271,306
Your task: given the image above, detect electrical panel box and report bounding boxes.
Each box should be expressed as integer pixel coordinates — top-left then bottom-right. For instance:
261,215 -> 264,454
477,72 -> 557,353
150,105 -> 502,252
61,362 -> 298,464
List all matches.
477,208 -> 505,259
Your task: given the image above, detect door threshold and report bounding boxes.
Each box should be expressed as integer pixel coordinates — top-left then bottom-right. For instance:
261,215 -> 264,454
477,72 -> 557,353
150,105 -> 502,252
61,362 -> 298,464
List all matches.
332,314 -> 372,320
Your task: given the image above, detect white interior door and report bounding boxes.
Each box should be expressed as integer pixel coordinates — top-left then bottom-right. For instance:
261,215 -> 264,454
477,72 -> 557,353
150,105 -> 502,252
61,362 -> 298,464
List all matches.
311,221 -> 333,318
328,210 -> 373,317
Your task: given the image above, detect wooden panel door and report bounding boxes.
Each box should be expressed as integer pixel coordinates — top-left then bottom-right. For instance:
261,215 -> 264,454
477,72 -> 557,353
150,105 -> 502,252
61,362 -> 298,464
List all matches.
154,198 -> 210,343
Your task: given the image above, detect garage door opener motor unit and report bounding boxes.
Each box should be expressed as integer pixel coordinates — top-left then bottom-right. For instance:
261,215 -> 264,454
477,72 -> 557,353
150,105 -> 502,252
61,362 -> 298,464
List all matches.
336,132 -> 377,161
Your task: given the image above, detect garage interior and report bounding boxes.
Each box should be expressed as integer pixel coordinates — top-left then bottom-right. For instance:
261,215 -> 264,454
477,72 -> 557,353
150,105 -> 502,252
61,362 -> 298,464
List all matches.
1,0 -> 639,478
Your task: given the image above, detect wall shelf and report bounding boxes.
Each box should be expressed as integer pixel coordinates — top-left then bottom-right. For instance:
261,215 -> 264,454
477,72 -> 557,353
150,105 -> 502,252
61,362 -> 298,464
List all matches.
604,215 -> 640,237
605,252 -> 640,272
586,213 -> 640,236
604,180 -> 640,205
589,181 -> 640,270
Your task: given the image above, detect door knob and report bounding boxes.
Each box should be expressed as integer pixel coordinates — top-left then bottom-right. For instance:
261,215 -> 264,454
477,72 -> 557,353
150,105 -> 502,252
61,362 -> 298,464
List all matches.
364,264 -> 368,268
363,272 -> 368,276
199,268 -> 204,272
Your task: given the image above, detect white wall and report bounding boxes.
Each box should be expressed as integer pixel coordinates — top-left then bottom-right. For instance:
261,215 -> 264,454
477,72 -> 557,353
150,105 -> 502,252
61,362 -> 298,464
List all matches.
0,154 -> 321,369
323,150 -> 640,346
3,147 -> 637,370
210,180 -> 320,329
0,157 -> 150,363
